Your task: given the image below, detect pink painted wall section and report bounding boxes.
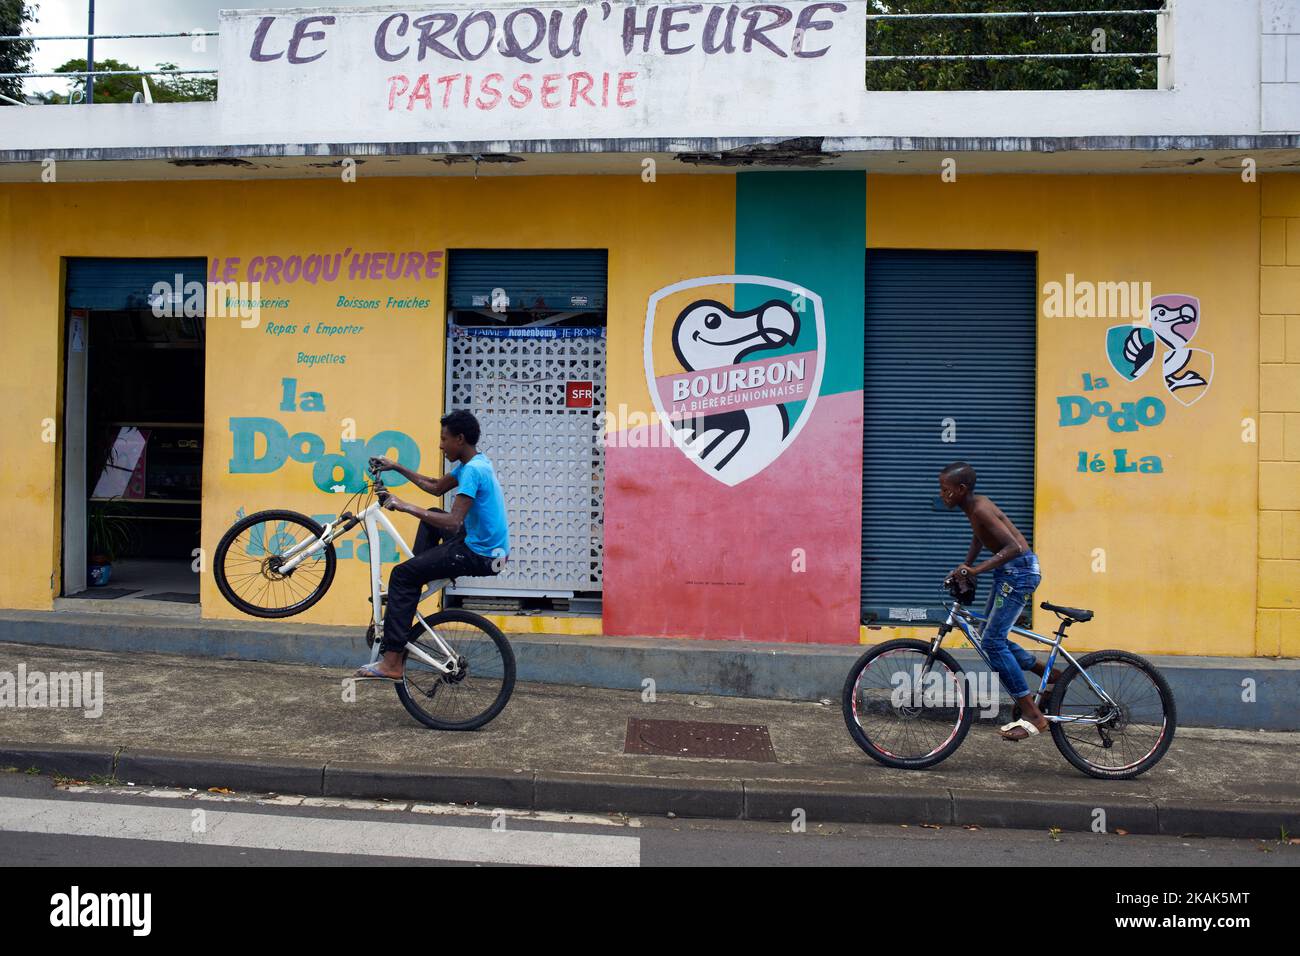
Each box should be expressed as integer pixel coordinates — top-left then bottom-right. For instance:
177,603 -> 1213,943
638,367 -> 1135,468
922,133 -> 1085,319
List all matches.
602,390 -> 864,643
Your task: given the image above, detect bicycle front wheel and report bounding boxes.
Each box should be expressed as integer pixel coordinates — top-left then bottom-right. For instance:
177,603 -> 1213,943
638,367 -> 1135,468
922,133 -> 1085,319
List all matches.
1048,649 -> 1176,780
213,510 -> 337,618
842,638 -> 974,769
395,609 -> 516,731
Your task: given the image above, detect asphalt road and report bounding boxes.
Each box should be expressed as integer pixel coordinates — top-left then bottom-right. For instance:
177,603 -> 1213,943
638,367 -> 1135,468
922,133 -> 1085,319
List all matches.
1,771 -> 1294,868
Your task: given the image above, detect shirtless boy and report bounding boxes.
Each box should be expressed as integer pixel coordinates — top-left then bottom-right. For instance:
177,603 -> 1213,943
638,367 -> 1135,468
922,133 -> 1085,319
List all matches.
939,461 -> 1060,742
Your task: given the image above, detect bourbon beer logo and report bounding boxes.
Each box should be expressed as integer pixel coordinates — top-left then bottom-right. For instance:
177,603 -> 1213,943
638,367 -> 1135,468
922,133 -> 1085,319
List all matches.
643,275 -> 826,486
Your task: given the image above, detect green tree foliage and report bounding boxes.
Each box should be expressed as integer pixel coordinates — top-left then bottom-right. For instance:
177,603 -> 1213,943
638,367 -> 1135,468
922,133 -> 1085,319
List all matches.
866,0 -> 1162,91
0,0 -> 36,105
40,58 -> 216,103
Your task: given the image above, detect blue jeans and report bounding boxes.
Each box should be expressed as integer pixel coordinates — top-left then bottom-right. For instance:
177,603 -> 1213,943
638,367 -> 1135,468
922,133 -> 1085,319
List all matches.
979,553 -> 1041,699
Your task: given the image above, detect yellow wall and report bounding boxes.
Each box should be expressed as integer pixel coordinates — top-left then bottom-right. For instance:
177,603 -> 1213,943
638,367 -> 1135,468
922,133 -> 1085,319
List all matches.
1259,176 -> 1300,657
0,187 -> 63,612
0,176 -> 735,624
0,171 -> 1285,657
868,175 -> 1262,657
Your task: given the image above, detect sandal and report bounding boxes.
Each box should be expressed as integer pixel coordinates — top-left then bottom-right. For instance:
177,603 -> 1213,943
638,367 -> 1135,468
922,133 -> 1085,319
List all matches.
351,664 -> 402,682
1000,718 -> 1046,742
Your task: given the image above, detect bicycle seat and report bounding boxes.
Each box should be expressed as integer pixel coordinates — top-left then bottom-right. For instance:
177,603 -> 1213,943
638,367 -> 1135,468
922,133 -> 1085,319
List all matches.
1040,601 -> 1093,623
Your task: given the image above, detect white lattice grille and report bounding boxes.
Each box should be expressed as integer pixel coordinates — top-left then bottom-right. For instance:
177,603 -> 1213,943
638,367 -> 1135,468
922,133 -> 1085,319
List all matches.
446,326 -> 605,593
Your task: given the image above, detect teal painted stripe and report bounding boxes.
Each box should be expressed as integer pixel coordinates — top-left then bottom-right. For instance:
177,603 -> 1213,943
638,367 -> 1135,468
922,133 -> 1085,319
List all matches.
734,171 -> 866,397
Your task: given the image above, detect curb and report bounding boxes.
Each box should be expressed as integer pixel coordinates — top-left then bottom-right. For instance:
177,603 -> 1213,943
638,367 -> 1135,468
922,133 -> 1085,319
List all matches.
4,742 -> 1297,840
536,771 -> 745,819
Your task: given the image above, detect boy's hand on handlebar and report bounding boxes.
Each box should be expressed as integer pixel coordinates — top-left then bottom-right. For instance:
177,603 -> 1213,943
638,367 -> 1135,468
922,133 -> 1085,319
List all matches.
952,563 -> 976,582
945,565 -> 977,591
369,456 -> 398,473
380,493 -> 405,512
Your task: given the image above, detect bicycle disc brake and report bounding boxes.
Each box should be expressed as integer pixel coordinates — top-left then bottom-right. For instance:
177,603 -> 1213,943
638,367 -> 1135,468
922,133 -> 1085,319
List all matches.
444,653 -> 469,684
1094,705 -> 1123,749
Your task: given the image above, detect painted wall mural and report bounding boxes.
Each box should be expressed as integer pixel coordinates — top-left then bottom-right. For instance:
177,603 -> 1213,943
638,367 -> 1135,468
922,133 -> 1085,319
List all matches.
603,171 -> 865,644
208,246 -> 439,588
643,275 -> 824,486
1106,294 -> 1214,406
1063,292 -> 1216,476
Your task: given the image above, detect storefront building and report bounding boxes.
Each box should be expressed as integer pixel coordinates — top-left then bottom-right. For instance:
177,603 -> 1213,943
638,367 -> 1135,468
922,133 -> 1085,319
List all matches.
1,1 -> 1297,659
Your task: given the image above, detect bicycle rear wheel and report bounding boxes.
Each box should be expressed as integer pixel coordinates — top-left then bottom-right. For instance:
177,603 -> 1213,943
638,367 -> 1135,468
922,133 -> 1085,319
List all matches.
842,638 -> 975,769
395,609 -> 516,731
213,510 -> 336,618
1048,649 -> 1176,780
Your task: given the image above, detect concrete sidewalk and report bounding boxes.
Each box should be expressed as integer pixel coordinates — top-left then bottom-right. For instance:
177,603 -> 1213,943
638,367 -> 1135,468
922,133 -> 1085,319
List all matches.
2,609 -> 1297,730
1,642 -> 1297,839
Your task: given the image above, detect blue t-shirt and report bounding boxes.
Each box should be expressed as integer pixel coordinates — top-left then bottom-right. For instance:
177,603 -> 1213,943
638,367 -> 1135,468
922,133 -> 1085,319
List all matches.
450,454 -> 510,559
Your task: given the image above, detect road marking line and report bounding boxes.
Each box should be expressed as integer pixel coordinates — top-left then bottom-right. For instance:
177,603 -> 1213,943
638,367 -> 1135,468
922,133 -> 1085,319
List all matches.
0,797 -> 640,866
62,784 -> 641,827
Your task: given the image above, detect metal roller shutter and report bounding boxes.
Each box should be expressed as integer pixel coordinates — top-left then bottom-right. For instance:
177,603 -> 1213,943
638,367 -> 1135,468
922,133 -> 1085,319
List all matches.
447,249 -> 607,311
862,249 -> 1036,624
66,258 -> 206,311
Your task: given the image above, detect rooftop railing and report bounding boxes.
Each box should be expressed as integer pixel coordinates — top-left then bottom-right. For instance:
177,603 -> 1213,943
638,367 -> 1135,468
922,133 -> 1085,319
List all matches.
0,25 -> 218,105
865,3 -> 1171,90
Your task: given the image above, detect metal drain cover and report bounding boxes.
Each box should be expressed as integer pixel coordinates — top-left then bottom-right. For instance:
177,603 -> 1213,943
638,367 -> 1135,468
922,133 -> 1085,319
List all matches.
623,718 -> 777,762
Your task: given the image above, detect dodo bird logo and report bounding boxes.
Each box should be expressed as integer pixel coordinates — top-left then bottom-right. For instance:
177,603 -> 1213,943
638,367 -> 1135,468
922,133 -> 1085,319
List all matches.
1105,293 -> 1213,407
644,275 -> 826,486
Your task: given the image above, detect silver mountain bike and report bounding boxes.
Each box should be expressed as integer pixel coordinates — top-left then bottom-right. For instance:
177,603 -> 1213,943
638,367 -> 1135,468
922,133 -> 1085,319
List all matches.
843,578 -> 1176,779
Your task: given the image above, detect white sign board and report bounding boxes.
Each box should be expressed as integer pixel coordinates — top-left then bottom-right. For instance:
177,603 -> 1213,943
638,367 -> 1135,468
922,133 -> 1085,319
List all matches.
217,2 -> 860,141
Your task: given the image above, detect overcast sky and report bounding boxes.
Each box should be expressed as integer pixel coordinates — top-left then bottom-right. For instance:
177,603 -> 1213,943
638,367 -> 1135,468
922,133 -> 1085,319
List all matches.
25,0 -> 372,95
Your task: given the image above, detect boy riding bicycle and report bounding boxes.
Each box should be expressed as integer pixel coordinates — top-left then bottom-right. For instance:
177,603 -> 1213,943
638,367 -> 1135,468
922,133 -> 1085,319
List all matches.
939,461 -> 1060,742
354,409 -> 510,682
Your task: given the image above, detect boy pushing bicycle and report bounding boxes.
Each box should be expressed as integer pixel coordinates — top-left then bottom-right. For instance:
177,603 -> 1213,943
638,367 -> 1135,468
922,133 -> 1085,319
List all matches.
939,461 -> 1059,742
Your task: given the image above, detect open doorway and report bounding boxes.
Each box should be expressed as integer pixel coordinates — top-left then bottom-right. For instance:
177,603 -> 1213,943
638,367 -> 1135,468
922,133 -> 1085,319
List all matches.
61,258 -> 206,611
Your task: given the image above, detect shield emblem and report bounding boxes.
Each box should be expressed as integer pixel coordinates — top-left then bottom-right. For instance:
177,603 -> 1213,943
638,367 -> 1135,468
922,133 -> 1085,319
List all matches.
1162,347 -> 1214,406
1106,325 -> 1156,381
1150,294 -> 1200,350
644,275 -> 826,486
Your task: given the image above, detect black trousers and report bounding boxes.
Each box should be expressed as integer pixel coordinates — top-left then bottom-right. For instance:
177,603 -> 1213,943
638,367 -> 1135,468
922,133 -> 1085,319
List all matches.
381,515 -> 498,652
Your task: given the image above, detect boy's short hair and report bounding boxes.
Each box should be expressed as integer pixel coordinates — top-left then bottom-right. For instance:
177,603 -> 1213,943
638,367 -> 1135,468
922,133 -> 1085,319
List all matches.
441,409 -> 481,445
940,461 -> 977,491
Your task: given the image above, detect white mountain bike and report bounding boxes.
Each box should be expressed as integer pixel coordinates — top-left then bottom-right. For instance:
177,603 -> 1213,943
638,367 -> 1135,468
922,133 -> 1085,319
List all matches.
212,459 -> 515,730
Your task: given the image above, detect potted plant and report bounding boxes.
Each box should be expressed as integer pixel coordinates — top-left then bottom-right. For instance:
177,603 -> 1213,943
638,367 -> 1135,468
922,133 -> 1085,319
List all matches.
87,498 -> 134,586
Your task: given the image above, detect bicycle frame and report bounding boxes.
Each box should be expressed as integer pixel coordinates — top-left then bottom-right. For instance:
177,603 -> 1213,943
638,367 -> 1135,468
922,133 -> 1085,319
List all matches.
275,500 -> 459,674
933,599 -> 1119,725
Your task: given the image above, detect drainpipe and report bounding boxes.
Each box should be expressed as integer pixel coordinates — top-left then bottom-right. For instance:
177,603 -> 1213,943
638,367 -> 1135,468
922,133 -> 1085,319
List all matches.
1157,0 -> 1174,91
86,0 -> 95,103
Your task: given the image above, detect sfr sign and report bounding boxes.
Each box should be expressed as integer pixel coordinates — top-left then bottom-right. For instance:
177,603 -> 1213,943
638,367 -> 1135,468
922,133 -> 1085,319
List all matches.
566,381 -> 594,408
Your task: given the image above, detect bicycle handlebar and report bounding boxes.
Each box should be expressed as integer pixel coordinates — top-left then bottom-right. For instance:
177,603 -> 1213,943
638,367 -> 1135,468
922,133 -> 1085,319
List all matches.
364,458 -> 392,506
941,575 -> 977,605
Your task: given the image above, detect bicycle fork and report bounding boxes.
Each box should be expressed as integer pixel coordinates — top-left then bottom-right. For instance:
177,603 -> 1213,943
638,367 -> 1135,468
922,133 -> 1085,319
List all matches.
915,608 -> 959,706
